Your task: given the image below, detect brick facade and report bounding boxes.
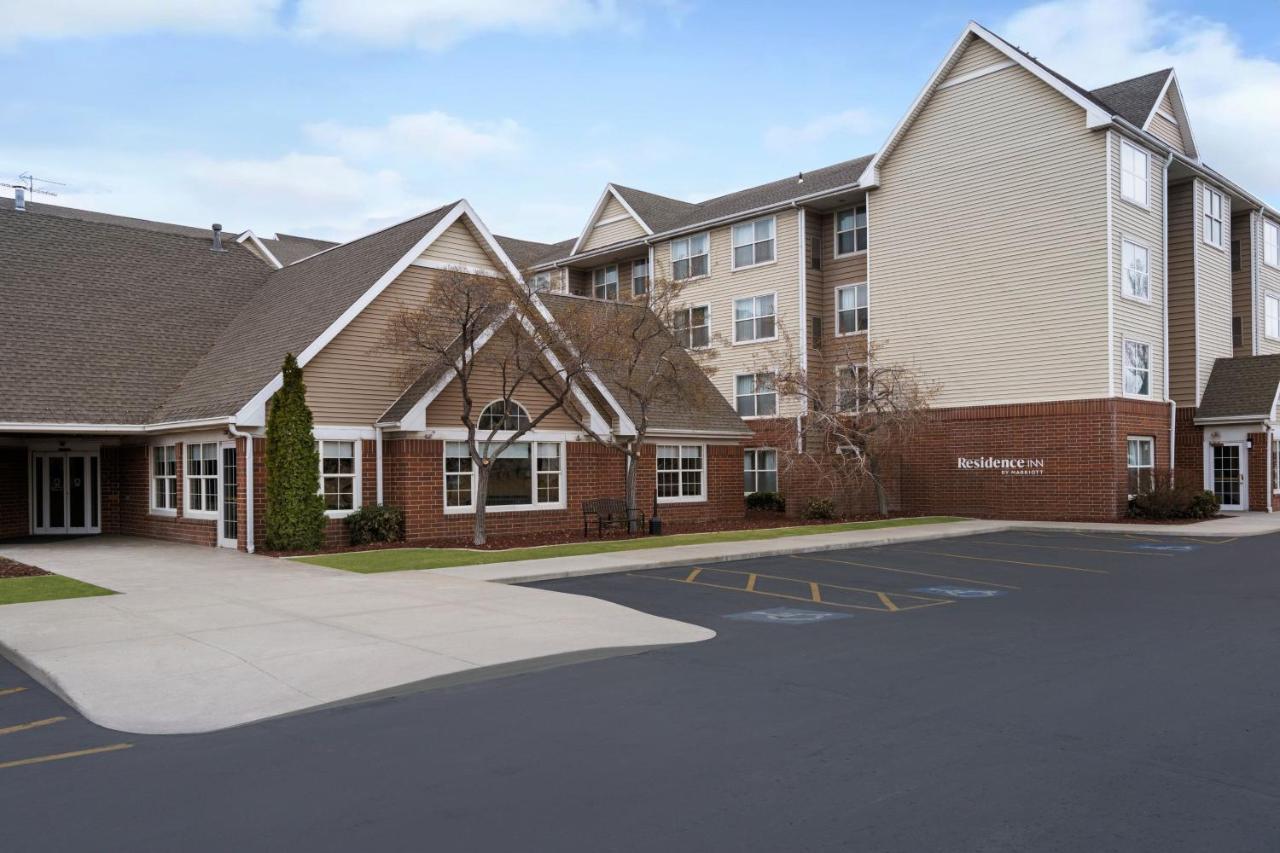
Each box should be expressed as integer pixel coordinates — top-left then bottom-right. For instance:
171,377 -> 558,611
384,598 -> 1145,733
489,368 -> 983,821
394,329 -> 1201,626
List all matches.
0,446 -> 27,539
109,443 -> 218,546
1174,408 -> 1204,491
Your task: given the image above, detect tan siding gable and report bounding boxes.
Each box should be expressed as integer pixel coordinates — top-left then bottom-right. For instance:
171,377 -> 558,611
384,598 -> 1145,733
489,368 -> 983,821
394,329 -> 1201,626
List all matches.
425,341 -> 580,431
945,36 -> 1008,79
419,219 -> 499,270
872,59 -> 1110,408
581,195 -> 647,252
1110,133 -> 1166,401
1148,112 -> 1184,153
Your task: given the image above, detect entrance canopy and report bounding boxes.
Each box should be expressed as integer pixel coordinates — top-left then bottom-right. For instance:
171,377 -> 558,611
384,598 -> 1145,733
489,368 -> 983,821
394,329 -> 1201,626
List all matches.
1195,355 -> 1280,428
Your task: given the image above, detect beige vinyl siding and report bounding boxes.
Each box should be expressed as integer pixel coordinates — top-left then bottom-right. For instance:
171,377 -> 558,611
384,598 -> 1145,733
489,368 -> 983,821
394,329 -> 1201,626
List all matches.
1257,215 -> 1280,355
656,209 -> 802,416
1110,133 -> 1166,401
1167,181 -> 1197,405
1147,90 -> 1186,154
1231,211 -> 1254,356
419,219 -> 499,270
304,266 -> 438,424
945,37 -> 1007,79
803,209 -> 825,355
567,268 -> 591,297
1195,178 -> 1234,403
581,196 -> 647,252
425,363 -> 580,431
809,208 -> 869,363
871,46 -> 1109,408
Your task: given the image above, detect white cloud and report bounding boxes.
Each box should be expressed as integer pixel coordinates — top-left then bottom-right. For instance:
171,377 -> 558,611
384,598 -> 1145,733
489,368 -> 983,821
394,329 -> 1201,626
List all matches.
293,0 -> 635,50
306,112 -> 526,164
0,0 -> 279,44
1002,0 -> 1280,203
763,109 -> 886,152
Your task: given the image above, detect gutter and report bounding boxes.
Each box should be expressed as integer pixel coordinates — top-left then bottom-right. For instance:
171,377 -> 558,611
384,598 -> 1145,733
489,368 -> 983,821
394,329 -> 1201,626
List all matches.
0,417 -> 235,435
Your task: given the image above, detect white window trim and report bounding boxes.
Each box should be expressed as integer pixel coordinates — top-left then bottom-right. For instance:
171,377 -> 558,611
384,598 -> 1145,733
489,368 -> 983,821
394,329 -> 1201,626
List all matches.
833,205 -> 868,259
674,304 -> 712,350
743,447 -> 779,495
1202,186 -> 1226,251
441,438 -> 567,515
836,364 -> 864,414
1264,220 -> 1280,270
183,441 -> 221,520
631,259 -> 649,296
149,443 -> 177,517
1126,436 -> 1155,499
730,215 -> 778,271
834,282 -> 870,336
1273,436 -> 1279,496
734,372 -> 779,420
1122,337 -> 1154,399
592,264 -> 619,300
1265,291 -> 1280,342
655,443 -> 708,504
1119,140 -> 1150,210
731,291 -> 779,345
669,232 -> 711,283
1119,237 -> 1152,304
318,438 -> 362,518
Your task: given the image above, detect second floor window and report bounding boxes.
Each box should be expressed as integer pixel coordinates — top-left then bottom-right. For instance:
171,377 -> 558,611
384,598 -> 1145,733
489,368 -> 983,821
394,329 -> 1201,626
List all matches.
1203,187 -> 1225,249
1123,340 -> 1151,397
836,365 -> 865,412
1120,141 -> 1148,206
835,205 -> 868,255
530,272 -> 551,292
673,305 -> 710,349
836,283 -> 868,334
1266,294 -> 1280,340
1265,221 -> 1279,268
631,259 -> 648,296
733,293 -> 776,342
593,265 -> 618,300
736,373 -> 777,417
1121,240 -> 1150,301
732,216 -> 776,268
671,233 -> 709,280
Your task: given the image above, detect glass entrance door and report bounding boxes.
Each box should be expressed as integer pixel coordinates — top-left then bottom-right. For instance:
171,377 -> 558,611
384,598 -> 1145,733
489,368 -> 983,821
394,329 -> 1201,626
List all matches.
1212,444 -> 1246,510
218,443 -> 238,548
32,451 -> 100,535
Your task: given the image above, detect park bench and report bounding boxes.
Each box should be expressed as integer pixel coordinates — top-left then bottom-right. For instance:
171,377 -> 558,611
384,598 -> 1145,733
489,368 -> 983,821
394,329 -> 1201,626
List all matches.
582,498 -> 645,537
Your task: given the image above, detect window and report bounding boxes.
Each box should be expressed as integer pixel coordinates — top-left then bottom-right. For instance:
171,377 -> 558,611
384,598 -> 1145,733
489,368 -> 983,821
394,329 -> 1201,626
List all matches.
809,234 -> 822,270
530,272 -> 551,292
1121,240 -> 1150,301
671,233 -> 709,280
593,264 -> 618,300
657,444 -> 704,502
835,205 -> 867,255
478,400 -> 532,431
185,442 -> 219,516
743,449 -> 778,494
673,305 -> 710,349
735,373 -> 777,417
732,216 -> 776,269
1231,240 -> 1242,273
631,259 -> 648,297
443,440 -> 564,511
1127,437 -> 1154,497
1120,141 -> 1149,206
1202,186 -> 1225,249
733,293 -> 776,342
1233,316 -> 1244,349
1274,438 -> 1280,495
836,365 -> 865,412
1123,340 -> 1151,397
151,445 -> 176,511
318,440 -> 357,512
836,283 -> 869,334
1266,221 -> 1280,268
1266,294 -> 1280,340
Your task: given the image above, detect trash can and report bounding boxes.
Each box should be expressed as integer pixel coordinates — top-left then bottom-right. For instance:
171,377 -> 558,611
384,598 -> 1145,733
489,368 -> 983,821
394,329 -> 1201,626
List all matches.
649,517 -> 663,536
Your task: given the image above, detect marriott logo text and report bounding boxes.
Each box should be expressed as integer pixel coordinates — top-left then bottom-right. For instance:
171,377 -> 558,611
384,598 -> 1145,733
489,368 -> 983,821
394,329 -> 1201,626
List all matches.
956,457 -> 1047,474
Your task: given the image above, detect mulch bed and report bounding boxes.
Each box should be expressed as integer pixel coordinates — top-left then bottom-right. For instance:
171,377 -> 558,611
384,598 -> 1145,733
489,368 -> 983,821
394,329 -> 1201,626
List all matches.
0,557 -> 51,579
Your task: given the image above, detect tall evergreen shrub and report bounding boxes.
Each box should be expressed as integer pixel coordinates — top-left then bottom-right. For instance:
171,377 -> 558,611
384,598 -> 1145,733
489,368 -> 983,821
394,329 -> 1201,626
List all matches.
264,354 -> 326,550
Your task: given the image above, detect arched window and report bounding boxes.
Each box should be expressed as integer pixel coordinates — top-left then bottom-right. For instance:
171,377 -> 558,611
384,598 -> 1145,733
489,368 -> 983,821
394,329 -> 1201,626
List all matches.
478,400 -> 531,431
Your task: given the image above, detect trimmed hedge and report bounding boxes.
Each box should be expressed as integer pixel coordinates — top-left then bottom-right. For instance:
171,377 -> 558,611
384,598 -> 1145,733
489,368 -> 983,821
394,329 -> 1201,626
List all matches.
802,497 -> 837,521
1129,471 -> 1220,520
746,491 -> 786,512
347,505 -> 405,546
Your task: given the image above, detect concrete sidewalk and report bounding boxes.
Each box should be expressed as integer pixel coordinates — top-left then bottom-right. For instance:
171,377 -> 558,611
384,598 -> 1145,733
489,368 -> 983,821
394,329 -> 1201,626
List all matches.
0,537 -> 712,735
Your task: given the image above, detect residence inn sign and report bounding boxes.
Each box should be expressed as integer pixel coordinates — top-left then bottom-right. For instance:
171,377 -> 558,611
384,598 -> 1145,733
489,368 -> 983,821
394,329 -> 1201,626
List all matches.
956,456 -> 1047,476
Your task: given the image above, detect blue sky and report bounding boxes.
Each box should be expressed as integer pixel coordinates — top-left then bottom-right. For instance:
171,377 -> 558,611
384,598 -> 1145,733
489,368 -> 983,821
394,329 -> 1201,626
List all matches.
4,0 -> 1279,243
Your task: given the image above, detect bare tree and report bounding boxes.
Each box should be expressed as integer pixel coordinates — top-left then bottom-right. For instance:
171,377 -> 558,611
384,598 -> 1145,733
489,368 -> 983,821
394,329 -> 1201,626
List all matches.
387,267 -> 603,545
552,272 -> 719,529
774,340 -> 937,517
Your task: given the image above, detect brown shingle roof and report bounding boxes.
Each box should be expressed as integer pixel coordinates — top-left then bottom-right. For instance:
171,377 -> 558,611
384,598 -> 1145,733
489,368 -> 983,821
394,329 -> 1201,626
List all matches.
261,233 -> 338,265
1197,355 -> 1280,421
494,234 -> 575,269
1090,69 -> 1174,129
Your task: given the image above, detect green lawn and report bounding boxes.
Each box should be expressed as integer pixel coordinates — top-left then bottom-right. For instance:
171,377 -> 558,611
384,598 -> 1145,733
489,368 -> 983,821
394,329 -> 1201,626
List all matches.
295,516 -> 967,574
0,575 -> 116,606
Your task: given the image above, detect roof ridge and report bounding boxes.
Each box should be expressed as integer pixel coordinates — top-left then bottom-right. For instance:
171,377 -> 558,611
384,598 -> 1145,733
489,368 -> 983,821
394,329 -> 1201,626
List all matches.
689,154 -> 875,208
280,200 -> 460,268
1091,68 -> 1174,94
0,199 -> 264,251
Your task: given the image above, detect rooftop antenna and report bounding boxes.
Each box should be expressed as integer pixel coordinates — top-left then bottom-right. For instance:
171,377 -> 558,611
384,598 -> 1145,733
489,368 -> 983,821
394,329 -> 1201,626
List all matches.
2,172 -> 65,212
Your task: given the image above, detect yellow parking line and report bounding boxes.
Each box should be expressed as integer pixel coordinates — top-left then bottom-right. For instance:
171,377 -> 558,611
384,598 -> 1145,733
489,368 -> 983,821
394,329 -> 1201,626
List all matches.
632,573 -> 897,613
685,568 -> 702,583
745,573 -> 758,592
1185,537 -> 1238,545
809,581 -> 822,603
0,688 -> 26,699
0,743 -> 133,771
0,716 -> 65,737
895,547 -> 1108,575
972,539 -> 1170,557
794,554 -> 1020,590
876,592 -> 899,612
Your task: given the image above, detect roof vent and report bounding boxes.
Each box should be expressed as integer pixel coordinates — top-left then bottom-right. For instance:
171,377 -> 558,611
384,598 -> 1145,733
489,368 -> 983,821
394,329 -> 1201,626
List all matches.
211,223 -> 226,252
797,171 -> 804,185
13,187 -> 24,212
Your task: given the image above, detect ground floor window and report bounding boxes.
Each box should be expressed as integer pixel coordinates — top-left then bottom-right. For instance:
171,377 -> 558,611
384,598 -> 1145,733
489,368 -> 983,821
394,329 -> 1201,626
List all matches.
444,440 -> 564,511
186,442 -> 219,515
657,444 -> 705,502
318,440 -> 357,512
1127,436 -> 1154,496
744,448 -> 777,494
1274,438 -> 1280,494
151,445 -> 177,511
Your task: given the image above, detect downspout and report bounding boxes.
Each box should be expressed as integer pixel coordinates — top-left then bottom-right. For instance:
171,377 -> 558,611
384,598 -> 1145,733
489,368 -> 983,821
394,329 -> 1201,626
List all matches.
375,426 -> 384,505
1253,207 -> 1263,356
794,201 -> 807,453
1164,152 -> 1175,474
1105,130 -> 1116,398
227,424 -> 255,553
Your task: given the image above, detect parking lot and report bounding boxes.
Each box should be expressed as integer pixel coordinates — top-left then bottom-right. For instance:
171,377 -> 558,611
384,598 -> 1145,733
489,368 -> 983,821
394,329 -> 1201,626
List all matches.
1,528 -> 1278,852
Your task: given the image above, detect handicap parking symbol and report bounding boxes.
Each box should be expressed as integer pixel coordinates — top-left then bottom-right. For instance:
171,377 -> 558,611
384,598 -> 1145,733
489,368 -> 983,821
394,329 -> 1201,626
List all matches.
724,606 -> 854,624
912,586 -> 1007,599
1133,544 -> 1196,552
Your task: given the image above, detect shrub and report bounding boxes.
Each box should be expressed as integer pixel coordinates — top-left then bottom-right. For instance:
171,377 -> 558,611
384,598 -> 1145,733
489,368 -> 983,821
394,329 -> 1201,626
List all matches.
264,353 -> 327,551
1188,490 -> 1220,519
1129,471 -> 1220,521
746,491 -> 786,512
347,504 -> 405,546
802,497 -> 837,521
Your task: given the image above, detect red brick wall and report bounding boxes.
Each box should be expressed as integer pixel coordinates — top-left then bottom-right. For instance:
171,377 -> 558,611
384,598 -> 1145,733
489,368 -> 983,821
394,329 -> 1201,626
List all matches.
1247,432 -> 1269,512
111,443 -> 218,546
0,446 -> 27,539
743,417 -> 887,517
1174,407 -> 1204,491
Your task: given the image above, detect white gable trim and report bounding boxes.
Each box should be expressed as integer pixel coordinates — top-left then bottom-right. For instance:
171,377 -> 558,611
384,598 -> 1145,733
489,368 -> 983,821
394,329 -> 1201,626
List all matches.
859,22 -> 1112,187
235,230 -> 283,269
234,200 -> 526,426
1142,71 -> 1198,160
937,59 -> 1016,90
570,184 -> 653,256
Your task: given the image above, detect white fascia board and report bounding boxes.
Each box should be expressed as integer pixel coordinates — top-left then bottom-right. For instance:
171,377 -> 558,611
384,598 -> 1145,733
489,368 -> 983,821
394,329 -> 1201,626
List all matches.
0,417 -> 233,434
569,184 -> 653,257
235,230 -> 283,269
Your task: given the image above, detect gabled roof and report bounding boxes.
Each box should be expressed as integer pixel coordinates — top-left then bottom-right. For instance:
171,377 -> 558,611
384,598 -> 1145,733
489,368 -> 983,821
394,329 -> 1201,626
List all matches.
494,234 -> 576,269
1196,356 -> 1280,422
610,185 -> 696,233
1090,69 -> 1173,128
570,184 -> 654,255
262,233 -> 339,265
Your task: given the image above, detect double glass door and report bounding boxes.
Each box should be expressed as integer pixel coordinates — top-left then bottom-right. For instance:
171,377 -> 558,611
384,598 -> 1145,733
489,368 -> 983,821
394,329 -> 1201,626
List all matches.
32,451 -> 100,535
